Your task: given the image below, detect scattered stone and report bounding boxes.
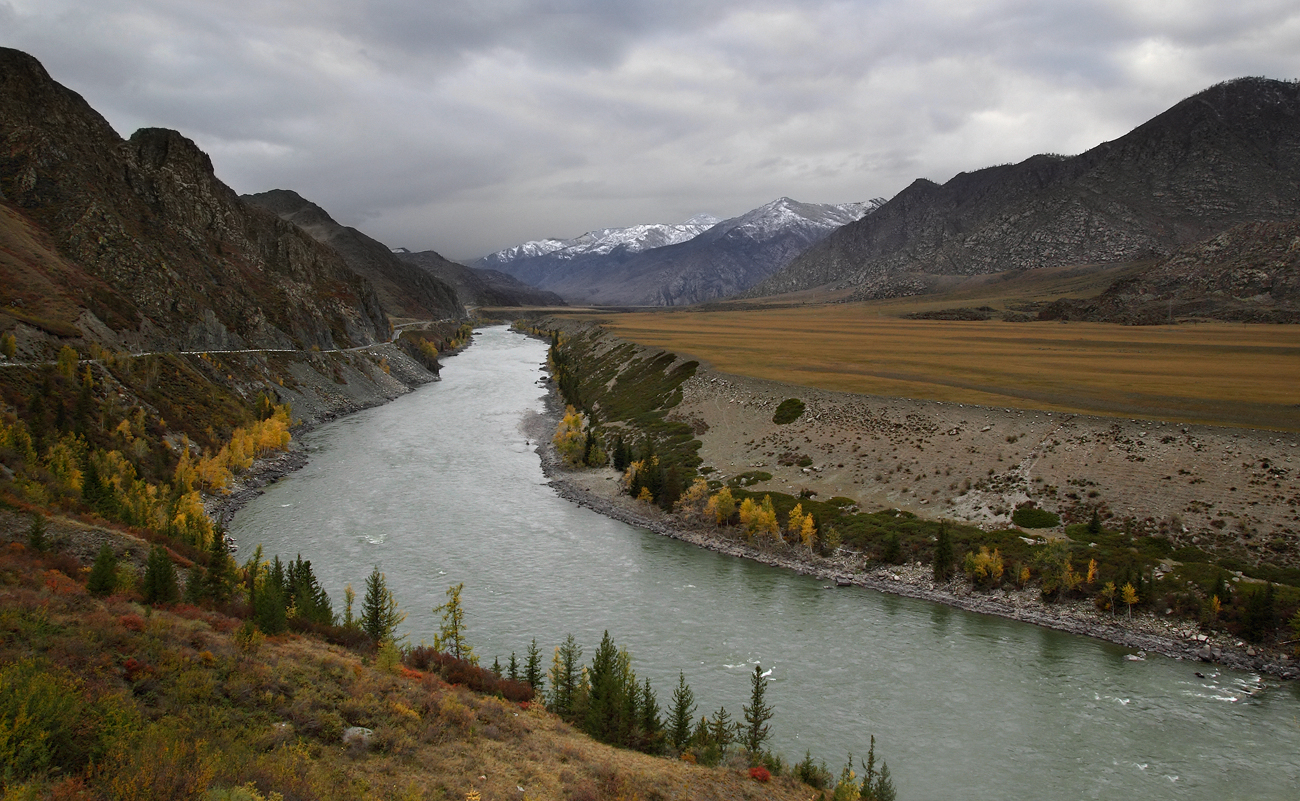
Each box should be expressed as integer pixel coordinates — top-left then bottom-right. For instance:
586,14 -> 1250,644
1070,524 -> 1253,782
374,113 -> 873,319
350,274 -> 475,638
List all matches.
342,726 -> 374,749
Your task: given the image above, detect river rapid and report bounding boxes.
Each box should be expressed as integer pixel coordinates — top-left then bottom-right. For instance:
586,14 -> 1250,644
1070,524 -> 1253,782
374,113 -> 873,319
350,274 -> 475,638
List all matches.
230,325 -> 1300,800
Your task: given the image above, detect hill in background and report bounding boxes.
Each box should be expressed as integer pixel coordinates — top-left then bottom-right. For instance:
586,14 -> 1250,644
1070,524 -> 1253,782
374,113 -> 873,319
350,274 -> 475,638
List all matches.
747,78 -> 1300,322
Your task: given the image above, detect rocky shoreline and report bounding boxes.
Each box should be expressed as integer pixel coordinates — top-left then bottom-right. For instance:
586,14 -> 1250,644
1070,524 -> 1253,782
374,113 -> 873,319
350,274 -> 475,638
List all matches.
205,340 -> 469,531
206,446 -> 310,528
527,385 -> 1300,682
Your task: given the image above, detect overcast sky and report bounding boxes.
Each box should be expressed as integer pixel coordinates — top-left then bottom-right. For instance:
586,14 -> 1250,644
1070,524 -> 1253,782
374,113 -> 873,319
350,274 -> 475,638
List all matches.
5,1 -> 1300,261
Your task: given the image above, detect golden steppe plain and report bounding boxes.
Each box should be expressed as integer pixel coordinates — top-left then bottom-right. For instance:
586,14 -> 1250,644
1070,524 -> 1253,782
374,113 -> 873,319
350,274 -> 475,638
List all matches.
593,306 -> 1300,431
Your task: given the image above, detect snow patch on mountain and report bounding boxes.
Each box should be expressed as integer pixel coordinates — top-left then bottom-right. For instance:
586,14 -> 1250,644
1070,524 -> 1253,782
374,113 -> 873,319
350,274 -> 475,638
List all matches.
477,215 -> 722,268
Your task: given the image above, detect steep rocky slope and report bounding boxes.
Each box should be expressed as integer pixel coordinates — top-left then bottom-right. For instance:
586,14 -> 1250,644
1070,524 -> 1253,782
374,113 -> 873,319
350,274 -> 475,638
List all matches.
394,248 -> 566,308
1040,217 -> 1300,323
242,189 -> 465,321
0,48 -> 396,353
754,78 -> 1300,301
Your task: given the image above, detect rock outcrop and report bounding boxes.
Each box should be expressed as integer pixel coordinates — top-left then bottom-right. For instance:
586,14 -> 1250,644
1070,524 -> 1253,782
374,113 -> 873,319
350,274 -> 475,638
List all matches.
1040,218 -> 1300,323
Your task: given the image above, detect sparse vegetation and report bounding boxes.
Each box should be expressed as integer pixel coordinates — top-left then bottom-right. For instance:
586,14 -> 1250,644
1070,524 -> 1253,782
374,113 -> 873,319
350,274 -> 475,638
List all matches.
1012,503 -> 1061,528
773,398 -> 806,425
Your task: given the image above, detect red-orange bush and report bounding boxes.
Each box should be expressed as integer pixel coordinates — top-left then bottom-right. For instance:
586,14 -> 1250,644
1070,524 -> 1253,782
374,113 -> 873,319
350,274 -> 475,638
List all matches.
403,646 -> 534,703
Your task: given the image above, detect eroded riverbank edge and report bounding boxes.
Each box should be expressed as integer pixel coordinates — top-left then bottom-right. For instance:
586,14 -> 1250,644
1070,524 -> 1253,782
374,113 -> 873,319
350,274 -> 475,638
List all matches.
525,373 -> 1300,682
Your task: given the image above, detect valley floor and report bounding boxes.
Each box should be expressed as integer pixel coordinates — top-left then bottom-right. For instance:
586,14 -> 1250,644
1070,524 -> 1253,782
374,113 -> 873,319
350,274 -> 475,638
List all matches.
526,367 -> 1300,681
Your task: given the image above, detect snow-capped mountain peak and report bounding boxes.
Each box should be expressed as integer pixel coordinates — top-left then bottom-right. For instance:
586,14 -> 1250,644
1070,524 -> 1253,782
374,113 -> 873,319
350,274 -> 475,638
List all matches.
476,215 -> 720,267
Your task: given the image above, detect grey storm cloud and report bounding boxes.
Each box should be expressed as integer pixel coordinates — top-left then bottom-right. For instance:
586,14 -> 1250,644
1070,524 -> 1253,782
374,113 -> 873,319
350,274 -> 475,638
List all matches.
5,0 -> 1300,261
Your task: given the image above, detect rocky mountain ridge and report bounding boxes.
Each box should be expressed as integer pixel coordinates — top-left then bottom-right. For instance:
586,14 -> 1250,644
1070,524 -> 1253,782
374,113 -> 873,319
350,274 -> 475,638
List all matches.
0,48 -> 403,356
392,249 -> 566,308
480,197 -> 876,306
475,213 -> 722,283
241,189 -> 465,322
752,78 -> 1300,304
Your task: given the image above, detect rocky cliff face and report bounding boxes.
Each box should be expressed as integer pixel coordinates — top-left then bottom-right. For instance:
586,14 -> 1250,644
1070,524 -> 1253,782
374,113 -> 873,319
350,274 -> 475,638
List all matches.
0,48 -> 390,352
1040,218 -> 1300,324
754,78 -> 1300,299
241,189 -> 465,322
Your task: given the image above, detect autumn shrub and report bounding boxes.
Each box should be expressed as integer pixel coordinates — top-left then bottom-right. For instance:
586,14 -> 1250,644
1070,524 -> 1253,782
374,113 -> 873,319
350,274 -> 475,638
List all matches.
772,398 -> 806,425
749,765 -> 771,782
289,617 -> 371,650
963,546 -> 1005,589
1012,503 -> 1060,528
405,647 -> 535,702
282,689 -> 345,742
0,659 -> 85,782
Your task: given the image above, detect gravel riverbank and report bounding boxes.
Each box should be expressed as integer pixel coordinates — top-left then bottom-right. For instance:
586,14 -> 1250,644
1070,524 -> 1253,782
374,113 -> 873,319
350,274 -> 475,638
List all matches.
526,381 -> 1300,682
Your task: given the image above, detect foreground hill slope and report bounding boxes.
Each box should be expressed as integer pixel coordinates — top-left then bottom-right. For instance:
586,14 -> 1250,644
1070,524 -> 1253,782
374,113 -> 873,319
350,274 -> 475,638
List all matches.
0,510 -> 816,801
755,78 -> 1300,300
0,48 -> 397,354
242,189 -> 465,321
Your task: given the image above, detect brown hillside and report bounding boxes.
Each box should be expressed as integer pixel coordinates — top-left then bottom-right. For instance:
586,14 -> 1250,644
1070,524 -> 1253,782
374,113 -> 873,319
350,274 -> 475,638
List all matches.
756,78 -> 1300,303
0,48 -> 391,355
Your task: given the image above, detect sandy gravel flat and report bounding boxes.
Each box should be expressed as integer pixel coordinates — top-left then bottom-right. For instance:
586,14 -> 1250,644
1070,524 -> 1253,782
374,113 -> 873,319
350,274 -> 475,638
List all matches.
669,368 -> 1300,565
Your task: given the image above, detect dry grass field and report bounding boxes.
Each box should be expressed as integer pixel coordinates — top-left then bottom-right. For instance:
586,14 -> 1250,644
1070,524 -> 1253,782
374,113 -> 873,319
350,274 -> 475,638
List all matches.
592,306 -> 1300,431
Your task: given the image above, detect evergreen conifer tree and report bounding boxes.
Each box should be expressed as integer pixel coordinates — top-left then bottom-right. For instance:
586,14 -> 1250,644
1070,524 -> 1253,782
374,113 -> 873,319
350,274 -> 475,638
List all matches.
183,562 -> 208,603
585,631 -> 623,744
933,522 -> 955,582
508,652 -> 520,683
286,554 -> 332,624
204,533 -> 237,606
875,762 -> 897,801
860,737 -> 878,800
639,677 -> 664,754
708,706 -> 734,752
360,566 -> 405,645
547,634 -> 582,721
141,545 -> 179,605
525,638 -> 546,693
742,664 -> 775,758
1087,509 -> 1102,535
668,671 -> 696,752
1242,582 -> 1277,643
253,578 -> 287,634
27,513 -> 49,554
87,543 -> 118,597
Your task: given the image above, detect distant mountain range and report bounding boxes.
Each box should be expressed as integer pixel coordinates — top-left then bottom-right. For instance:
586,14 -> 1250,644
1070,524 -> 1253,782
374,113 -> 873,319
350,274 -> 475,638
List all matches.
476,198 -> 879,305
241,190 -> 563,313
391,249 -> 565,309
751,77 -> 1300,317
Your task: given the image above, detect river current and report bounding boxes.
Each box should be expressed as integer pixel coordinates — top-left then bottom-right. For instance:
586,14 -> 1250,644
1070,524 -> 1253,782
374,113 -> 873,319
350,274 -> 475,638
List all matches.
231,325 -> 1300,799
